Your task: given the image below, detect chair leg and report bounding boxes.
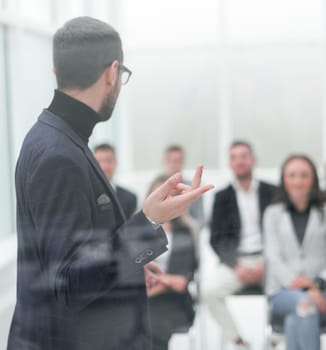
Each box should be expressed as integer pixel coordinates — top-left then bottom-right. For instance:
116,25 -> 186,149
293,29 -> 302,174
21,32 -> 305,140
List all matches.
263,324 -> 273,350
188,326 -> 195,350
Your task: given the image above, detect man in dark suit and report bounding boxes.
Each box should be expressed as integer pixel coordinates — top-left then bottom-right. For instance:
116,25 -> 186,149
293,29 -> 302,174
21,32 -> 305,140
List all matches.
202,141 -> 275,349
7,17 -> 213,350
94,143 -> 137,219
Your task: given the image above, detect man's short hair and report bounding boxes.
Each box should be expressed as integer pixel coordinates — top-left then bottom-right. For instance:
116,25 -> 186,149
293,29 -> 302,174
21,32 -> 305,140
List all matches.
94,143 -> 116,154
164,144 -> 185,154
229,140 -> 254,155
53,16 -> 123,90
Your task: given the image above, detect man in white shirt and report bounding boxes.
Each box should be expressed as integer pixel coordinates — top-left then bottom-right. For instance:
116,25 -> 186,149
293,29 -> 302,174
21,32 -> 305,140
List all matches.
202,141 -> 275,349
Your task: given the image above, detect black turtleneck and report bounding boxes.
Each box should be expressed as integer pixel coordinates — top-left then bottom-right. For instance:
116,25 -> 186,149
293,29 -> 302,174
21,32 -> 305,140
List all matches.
47,90 -> 101,144
286,201 -> 311,245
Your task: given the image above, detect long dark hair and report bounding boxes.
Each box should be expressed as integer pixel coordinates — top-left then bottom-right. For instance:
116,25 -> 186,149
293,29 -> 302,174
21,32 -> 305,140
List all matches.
273,154 -> 326,209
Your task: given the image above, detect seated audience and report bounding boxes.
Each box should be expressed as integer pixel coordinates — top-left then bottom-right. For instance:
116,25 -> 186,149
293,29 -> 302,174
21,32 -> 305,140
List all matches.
202,140 -> 275,349
264,154 -> 326,350
94,143 -> 137,219
146,175 -> 197,350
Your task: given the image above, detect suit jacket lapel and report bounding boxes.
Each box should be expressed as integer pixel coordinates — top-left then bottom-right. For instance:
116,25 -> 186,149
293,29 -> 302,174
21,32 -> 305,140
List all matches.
228,186 -> 241,228
282,209 -> 301,256
39,110 -> 126,222
258,182 -> 270,227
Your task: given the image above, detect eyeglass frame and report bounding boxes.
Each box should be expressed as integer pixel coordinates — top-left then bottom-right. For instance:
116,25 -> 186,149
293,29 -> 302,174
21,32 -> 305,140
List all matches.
118,63 -> 132,85
103,61 -> 132,85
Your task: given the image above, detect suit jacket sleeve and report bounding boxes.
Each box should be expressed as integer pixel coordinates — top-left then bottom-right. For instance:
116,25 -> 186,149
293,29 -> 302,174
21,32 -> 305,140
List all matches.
27,153 -> 167,311
263,206 -> 296,288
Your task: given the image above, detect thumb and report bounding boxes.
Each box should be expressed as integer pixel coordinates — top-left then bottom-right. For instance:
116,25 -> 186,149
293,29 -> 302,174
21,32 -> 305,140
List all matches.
155,173 -> 182,199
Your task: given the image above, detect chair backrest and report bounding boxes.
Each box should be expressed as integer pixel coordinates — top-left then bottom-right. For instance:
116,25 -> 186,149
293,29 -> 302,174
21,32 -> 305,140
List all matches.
235,284 -> 264,296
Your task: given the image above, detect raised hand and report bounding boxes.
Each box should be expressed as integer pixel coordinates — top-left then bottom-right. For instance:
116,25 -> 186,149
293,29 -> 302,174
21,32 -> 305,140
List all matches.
143,165 -> 214,224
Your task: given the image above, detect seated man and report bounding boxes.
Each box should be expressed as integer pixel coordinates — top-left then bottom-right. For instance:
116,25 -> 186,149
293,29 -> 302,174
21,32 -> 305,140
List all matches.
94,143 -> 137,219
202,140 -> 275,349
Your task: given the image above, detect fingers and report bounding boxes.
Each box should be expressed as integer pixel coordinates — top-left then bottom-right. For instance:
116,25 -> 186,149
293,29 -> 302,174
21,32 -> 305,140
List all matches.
174,183 -> 214,204
144,267 -> 160,288
155,173 -> 182,200
191,165 -> 204,188
175,183 -> 190,193
145,261 -> 163,275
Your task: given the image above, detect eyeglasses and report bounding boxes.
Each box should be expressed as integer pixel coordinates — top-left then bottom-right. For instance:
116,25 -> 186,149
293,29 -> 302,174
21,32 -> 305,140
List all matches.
104,61 -> 132,85
118,63 -> 132,85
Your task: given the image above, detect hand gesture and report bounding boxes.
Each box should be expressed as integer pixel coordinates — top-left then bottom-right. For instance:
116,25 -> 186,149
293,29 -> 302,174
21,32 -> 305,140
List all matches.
290,275 -> 315,289
143,165 -> 214,224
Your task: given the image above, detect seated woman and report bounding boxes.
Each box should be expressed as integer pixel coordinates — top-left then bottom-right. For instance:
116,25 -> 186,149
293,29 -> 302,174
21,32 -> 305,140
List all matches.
146,175 -> 197,350
264,154 -> 326,350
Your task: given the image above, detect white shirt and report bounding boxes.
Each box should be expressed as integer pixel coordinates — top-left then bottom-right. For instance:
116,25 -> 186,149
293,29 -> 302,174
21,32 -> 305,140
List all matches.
233,179 -> 262,254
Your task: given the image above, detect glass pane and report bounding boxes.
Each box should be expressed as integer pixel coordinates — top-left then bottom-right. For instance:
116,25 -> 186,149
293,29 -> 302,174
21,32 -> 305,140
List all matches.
8,31 -> 55,160
127,50 -> 220,170
0,0 -> 7,10
54,0 -> 88,25
19,0 -> 52,25
230,44 -> 323,167
121,0 -> 221,47
225,0 -> 324,43
0,27 -> 13,237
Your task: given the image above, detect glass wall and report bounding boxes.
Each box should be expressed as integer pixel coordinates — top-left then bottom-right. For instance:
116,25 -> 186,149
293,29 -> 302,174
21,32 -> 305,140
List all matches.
230,45 -> 324,167
1,0 -> 326,229
8,31 -> 55,159
1,1 -> 326,349
119,0 -> 326,171
0,26 -> 13,237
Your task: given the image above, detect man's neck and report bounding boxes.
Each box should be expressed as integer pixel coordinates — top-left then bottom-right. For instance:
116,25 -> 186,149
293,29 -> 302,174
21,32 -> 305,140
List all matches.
60,86 -> 102,115
236,175 -> 253,192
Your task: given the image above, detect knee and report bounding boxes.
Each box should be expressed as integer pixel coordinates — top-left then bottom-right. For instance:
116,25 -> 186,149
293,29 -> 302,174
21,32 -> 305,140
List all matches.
296,298 -> 317,317
201,284 -> 217,303
201,283 -> 231,303
201,283 -> 224,303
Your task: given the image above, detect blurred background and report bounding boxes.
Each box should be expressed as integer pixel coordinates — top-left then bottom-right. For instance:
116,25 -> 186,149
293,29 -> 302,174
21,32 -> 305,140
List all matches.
1,0 -> 326,349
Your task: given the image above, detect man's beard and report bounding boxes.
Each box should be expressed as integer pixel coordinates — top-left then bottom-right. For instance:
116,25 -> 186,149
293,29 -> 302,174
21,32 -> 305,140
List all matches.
98,81 -> 120,121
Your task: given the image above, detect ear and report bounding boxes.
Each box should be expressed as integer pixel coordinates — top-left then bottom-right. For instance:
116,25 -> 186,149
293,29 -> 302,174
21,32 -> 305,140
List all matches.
104,60 -> 119,87
52,66 -> 56,75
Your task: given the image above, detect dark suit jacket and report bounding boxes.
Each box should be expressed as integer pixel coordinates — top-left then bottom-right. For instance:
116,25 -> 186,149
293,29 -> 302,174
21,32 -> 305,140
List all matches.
149,219 -> 196,345
210,181 -> 276,267
116,185 -> 137,220
7,110 -> 167,350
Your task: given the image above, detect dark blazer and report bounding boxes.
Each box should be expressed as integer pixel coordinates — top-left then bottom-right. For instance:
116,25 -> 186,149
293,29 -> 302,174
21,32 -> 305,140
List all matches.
116,185 -> 137,219
149,219 -> 197,349
210,181 -> 276,267
7,110 -> 167,350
